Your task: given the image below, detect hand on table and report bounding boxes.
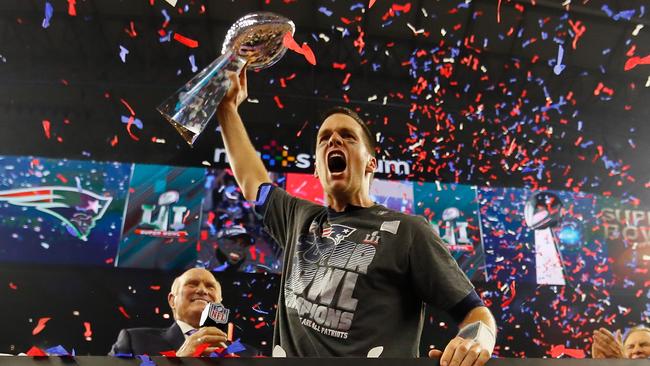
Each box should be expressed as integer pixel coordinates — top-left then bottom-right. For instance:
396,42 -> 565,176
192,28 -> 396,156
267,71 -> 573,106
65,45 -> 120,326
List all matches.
429,336 -> 491,366
176,327 -> 228,357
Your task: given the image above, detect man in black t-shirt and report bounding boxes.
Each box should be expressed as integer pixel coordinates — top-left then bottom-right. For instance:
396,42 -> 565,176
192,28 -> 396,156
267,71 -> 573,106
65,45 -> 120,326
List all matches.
215,70 -> 496,364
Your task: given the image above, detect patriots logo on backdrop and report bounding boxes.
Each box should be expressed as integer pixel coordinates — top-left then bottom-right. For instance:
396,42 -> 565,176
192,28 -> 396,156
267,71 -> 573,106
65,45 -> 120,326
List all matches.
0,186 -> 113,241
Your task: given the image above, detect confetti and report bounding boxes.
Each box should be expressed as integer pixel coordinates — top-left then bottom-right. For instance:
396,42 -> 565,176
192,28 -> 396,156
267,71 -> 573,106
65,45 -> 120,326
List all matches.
32,317 -> 51,335
282,32 -> 317,65
83,322 -> 92,338
118,306 -> 131,319
119,45 -> 129,63
173,33 -> 199,48
553,45 -> 566,75
42,120 -> 51,139
624,54 -> 650,71
42,2 -> 53,29
67,0 -> 77,16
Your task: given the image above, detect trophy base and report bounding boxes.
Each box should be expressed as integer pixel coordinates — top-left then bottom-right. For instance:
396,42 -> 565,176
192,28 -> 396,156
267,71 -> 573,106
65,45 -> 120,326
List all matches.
159,111 -> 200,146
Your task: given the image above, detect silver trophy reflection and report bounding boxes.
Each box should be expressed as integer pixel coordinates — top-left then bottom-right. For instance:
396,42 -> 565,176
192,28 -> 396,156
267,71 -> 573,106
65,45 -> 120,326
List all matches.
158,12 -> 295,145
524,191 -> 567,286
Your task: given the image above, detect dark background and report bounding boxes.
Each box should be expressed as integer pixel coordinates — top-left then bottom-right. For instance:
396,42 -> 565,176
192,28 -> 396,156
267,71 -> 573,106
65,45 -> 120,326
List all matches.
0,0 -> 649,358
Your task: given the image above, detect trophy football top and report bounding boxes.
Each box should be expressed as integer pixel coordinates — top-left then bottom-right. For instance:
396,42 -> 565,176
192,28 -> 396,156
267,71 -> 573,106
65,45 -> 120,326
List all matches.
222,12 -> 296,71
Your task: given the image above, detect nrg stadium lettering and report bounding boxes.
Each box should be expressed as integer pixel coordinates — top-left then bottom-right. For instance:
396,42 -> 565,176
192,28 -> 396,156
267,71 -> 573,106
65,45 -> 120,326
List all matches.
213,148 -> 411,176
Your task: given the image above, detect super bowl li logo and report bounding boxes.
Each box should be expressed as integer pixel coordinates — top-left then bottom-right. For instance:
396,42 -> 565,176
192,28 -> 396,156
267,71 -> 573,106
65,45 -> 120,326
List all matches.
135,190 -> 190,238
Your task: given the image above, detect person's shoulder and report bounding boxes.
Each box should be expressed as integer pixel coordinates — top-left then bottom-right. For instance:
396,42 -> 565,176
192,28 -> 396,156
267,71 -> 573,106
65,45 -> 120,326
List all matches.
121,326 -> 168,337
266,186 -> 323,209
372,205 -> 425,222
371,206 -> 430,231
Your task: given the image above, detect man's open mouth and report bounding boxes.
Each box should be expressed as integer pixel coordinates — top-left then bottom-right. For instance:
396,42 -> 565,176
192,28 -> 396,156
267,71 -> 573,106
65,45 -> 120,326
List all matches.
327,150 -> 347,173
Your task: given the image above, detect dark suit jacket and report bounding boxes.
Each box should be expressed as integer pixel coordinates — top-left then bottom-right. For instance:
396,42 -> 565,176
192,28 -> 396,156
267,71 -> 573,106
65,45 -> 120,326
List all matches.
109,322 -> 185,356
108,322 -> 261,357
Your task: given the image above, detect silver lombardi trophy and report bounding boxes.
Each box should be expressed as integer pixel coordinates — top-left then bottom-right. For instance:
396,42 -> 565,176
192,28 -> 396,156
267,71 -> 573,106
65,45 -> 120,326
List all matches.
158,12 -> 295,145
524,191 -> 567,286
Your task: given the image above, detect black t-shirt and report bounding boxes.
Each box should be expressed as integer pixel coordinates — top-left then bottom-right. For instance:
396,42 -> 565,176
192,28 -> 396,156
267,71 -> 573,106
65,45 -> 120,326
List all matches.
256,185 -> 476,357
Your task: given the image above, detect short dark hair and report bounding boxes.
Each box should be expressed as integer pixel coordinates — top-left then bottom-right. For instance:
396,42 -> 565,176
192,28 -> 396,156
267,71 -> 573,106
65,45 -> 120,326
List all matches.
319,106 -> 376,157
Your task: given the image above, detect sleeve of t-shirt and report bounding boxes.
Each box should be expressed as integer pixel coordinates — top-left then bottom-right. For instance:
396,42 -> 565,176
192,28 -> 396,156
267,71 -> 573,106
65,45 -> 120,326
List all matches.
253,183 -> 318,248
408,216 -> 476,312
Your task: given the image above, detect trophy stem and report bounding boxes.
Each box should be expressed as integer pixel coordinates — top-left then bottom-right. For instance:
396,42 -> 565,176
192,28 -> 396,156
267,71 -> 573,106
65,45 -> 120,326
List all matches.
157,51 -> 246,146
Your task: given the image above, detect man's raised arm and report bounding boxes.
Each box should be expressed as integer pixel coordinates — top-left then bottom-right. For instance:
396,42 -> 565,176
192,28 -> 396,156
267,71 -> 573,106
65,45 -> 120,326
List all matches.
216,69 -> 271,201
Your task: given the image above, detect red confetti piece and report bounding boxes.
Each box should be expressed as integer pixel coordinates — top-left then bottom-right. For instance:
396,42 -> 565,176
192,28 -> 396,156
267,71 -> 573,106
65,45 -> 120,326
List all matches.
550,344 -> 585,358
296,121 -> 309,137
273,95 -> 284,109
118,306 -> 131,319
105,257 -> 114,264
119,98 -> 135,116
56,173 -> 68,184
497,0 -> 502,23
83,322 -> 92,338
282,32 -> 316,65
192,343 -> 210,357
150,285 -> 161,290
32,317 -> 51,335
568,19 -> 586,50
125,21 -> 138,38
67,0 -> 77,16
173,33 -> 199,48
160,350 -> 177,357
125,115 -> 140,141
9,282 -> 17,290
42,120 -> 51,139
368,0 -> 376,8
593,82 -> 614,96
624,54 -> 650,71
110,135 -> 119,147
301,43 -> 316,65
392,3 -> 411,12
26,346 -> 47,357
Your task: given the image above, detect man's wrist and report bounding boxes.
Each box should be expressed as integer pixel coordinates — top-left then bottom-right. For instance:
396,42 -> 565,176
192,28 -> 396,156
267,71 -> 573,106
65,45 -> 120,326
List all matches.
216,103 -> 239,121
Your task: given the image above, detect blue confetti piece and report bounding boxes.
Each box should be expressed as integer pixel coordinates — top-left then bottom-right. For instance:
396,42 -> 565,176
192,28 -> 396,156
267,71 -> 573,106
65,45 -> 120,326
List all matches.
159,32 -> 172,43
213,262 -> 229,272
113,353 -> 134,358
119,45 -> 129,63
226,339 -> 247,354
601,4 -> 614,17
137,355 -> 156,366
161,9 -> 171,23
614,9 -> 635,21
121,115 -> 143,129
553,45 -> 566,75
189,54 -> 198,73
318,7 -> 333,16
42,2 -> 53,29
45,345 -> 69,356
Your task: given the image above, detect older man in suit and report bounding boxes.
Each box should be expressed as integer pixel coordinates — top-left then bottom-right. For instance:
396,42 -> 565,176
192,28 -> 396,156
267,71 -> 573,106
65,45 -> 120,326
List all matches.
109,268 -> 230,357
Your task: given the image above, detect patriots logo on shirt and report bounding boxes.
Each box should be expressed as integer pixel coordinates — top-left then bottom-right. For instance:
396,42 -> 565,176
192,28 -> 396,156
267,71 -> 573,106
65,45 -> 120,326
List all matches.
0,186 -> 113,241
297,223 -> 357,263
322,224 -> 356,246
